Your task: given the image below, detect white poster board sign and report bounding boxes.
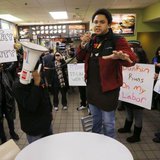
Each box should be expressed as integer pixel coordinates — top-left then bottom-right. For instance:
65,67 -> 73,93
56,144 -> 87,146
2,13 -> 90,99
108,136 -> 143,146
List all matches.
0,29 -> 17,63
67,63 -> 86,86
119,64 -> 155,110
154,73 -> 160,94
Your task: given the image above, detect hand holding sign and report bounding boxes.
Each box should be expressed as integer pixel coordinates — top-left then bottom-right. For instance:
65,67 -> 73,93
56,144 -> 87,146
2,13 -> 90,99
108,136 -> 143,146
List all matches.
0,64 -> 3,72
154,73 -> 160,94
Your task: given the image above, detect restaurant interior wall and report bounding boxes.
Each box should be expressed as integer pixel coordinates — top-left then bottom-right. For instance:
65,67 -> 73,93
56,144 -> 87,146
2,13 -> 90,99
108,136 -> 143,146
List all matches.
137,32 -> 160,62
142,1 -> 160,22
1,4 -> 160,58
110,8 -> 160,59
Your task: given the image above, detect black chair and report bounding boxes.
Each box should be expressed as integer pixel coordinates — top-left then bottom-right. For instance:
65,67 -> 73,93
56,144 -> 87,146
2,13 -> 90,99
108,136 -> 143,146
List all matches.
81,115 -> 93,132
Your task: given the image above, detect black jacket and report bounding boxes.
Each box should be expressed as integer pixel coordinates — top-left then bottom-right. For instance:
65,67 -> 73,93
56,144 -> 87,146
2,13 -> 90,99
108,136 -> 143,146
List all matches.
13,80 -> 53,136
0,71 -> 16,121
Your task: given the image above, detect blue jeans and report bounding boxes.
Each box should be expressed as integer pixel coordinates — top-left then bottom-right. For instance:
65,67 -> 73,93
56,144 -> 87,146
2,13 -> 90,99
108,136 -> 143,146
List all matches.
26,134 -> 42,144
26,125 -> 53,144
89,104 -> 115,138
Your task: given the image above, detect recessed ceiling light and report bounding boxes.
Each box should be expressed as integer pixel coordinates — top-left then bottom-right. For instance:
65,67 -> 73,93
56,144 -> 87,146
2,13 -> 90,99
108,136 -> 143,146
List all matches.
57,20 -> 82,24
18,22 -> 44,25
0,14 -> 22,22
49,11 -> 68,20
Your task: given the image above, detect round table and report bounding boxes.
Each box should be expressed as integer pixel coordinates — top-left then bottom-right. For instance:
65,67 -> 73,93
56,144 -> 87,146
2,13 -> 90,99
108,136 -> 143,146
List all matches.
15,132 -> 133,160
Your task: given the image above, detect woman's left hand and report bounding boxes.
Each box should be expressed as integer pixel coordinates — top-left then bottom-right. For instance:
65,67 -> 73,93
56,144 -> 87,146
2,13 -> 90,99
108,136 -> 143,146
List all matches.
102,50 -> 133,63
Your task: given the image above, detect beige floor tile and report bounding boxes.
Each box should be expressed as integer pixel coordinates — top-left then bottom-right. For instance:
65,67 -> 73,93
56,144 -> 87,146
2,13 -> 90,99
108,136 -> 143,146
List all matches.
2,87 -> 160,160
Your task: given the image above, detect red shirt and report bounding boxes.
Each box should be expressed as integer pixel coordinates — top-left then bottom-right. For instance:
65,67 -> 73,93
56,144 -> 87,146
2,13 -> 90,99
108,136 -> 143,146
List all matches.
77,36 -> 137,92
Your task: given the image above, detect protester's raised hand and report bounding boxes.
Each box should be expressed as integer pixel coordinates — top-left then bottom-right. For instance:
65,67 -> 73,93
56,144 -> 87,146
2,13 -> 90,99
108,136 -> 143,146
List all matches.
102,50 -> 133,63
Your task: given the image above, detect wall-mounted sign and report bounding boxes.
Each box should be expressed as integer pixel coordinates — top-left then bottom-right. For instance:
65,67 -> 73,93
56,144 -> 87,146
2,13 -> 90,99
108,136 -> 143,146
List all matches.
111,14 -> 136,35
19,26 -> 30,39
18,23 -> 88,39
68,24 -> 86,37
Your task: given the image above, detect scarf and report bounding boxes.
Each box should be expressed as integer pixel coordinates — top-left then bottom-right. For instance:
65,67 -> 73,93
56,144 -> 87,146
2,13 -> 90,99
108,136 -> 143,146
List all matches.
55,61 -> 65,88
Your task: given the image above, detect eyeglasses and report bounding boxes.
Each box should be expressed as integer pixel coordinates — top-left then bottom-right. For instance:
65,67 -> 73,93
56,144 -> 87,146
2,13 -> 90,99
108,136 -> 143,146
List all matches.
55,55 -> 60,57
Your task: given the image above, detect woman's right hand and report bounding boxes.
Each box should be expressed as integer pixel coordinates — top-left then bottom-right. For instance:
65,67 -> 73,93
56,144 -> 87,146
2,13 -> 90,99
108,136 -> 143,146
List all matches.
154,73 -> 159,80
0,64 -> 3,72
156,63 -> 160,67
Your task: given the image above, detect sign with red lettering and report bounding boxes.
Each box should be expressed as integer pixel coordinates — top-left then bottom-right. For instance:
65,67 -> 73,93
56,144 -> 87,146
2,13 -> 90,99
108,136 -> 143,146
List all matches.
119,64 -> 155,109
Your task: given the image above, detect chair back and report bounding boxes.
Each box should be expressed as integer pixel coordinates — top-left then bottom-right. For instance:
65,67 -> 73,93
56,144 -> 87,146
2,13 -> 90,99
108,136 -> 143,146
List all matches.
81,115 -> 93,132
0,139 -> 20,160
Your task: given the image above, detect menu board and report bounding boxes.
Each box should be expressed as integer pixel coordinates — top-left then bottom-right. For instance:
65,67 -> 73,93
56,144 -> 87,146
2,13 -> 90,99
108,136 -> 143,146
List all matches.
19,26 -> 30,39
18,23 -> 87,39
68,24 -> 85,37
111,14 -> 136,35
31,25 -> 67,38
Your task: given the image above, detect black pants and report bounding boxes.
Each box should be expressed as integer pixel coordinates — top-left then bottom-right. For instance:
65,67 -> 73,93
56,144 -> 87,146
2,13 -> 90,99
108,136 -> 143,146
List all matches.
78,86 -> 87,106
0,119 -> 6,140
125,105 -> 143,128
53,87 -> 67,107
0,107 -> 15,140
0,93 -> 15,140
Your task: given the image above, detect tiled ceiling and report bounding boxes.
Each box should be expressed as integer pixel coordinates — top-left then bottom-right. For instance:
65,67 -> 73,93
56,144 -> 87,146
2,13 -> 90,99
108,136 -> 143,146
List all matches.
0,0 -> 159,25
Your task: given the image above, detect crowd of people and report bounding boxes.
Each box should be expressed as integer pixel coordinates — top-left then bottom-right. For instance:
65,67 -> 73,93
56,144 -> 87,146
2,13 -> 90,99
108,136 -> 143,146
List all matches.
0,8 -> 160,145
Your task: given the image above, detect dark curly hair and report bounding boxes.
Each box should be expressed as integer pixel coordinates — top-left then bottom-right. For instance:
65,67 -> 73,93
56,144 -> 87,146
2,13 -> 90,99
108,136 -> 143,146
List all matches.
92,8 -> 112,24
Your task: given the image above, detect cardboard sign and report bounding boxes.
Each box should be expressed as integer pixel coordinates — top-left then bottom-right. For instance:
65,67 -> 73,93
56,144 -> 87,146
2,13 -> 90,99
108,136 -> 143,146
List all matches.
0,29 -> 17,63
67,63 -> 86,86
119,64 -> 155,110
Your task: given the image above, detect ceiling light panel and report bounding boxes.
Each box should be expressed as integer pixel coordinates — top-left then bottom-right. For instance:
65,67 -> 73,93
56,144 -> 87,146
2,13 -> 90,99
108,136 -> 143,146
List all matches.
49,11 -> 68,19
0,14 -> 22,22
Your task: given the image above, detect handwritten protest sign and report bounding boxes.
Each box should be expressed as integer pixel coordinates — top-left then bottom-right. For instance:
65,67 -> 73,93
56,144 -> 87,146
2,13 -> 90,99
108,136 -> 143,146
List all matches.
154,73 -> 160,94
67,63 -> 86,86
0,29 -> 17,63
119,64 -> 155,110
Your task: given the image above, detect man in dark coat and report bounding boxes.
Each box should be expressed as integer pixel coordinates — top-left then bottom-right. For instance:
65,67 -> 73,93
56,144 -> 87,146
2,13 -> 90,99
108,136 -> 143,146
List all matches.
13,68 -> 53,144
0,63 -> 19,144
76,8 -> 136,138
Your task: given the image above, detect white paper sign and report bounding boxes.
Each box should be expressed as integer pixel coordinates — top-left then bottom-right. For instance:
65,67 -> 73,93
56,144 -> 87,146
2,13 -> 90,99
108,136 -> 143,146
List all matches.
67,63 -> 86,86
119,63 -> 155,110
154,73 -> 160,94
0,29 -> 17,63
